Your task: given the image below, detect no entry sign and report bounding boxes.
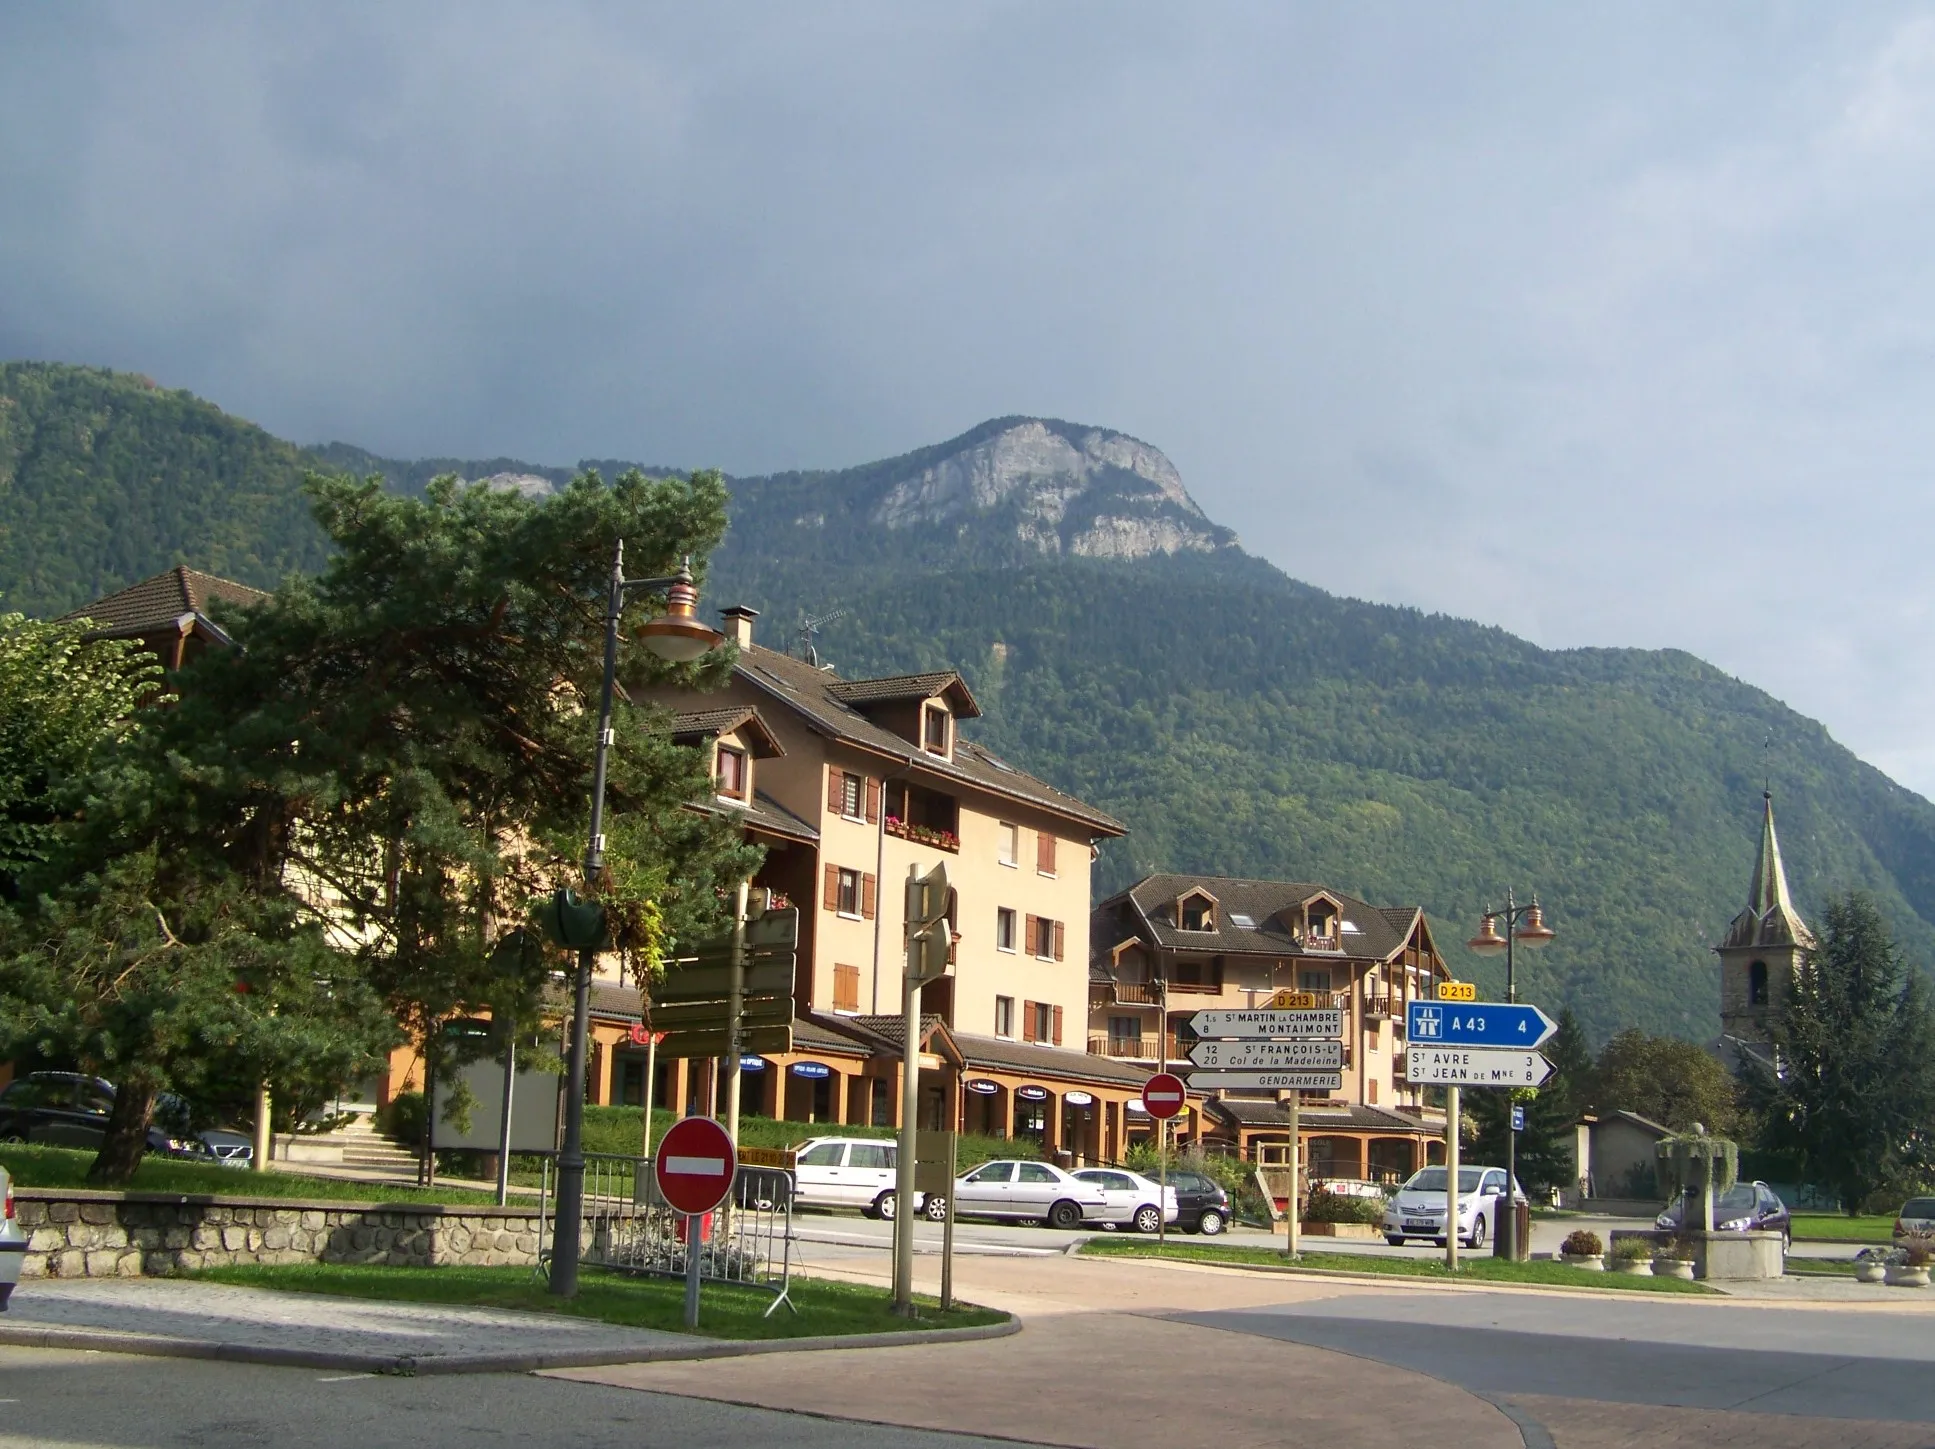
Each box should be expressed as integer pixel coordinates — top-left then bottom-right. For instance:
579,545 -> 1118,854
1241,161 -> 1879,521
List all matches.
654,1116 -> 736,1216
1142,1072 -> 1187,1120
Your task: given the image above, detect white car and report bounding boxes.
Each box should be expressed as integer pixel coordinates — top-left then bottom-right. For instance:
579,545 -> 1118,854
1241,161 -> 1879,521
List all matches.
1072,1167 -> 1179,1234
1382,1165 -> 1526,1249
1,1164 -> 24,1311
791,1137 -> 934,1221
952,1159 -> 1109,1229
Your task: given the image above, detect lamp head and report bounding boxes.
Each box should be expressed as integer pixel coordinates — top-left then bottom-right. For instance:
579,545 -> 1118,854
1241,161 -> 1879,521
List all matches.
633,558 -> 724,662
1467,913 -> 1507,957
1514,901 -> 1555,950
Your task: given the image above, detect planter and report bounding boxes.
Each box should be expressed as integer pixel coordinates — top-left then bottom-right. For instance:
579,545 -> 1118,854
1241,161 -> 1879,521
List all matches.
1611,1257 -> 1653,1276
1652,1257 -> 1695,1280
1299,1221 -> 1381,1239
1854,1261 -> 1887,1284
1884,1264 -> 1931,1288
1561,1252 -> 1605,1271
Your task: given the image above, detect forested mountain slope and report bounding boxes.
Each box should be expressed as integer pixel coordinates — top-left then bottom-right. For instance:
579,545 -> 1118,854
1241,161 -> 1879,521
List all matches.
7,360 -> 1933,1041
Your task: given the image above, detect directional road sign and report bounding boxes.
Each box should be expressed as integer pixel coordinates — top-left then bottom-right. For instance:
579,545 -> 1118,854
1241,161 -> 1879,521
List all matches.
1405,1047 -> 1552,1087
1405,1001 -> 1555,1049
1141,1072 -> 1187,1119
1185,1070 -> 1344,1093
1187,1039 -> 1345,1070
654,1115 -> 737,1215
1189,1008 -> 1344,1040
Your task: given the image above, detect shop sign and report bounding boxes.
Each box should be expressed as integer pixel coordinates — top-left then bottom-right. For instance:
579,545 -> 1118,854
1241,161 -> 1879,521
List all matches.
790,1061 -> 832,1079
739,1055 -> 766,1071
1063,1091 -> 1095,1107
1015,1084 -> 1049,1102
964,1078 -> 1001,1095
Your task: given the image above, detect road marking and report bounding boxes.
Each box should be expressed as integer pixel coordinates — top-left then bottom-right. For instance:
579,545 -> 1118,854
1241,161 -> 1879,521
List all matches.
316,1373 -> 375,1382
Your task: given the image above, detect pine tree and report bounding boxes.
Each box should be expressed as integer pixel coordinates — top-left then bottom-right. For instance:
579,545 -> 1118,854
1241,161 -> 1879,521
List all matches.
1745,892 -> 1935,1212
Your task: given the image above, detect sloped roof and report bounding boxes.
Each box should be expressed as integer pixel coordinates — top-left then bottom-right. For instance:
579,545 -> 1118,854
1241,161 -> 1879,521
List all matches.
659,706 -> 785,757
693,789 -> 819,845
1205,1098 -> 1435,1134
62,565 -> 268,639
953,1034 -> 1152,1088
733,643 -> 1124,836
849,1013 -> 962,1064
1098,874 -> 1427,963
1721,792 -> 1814,952
826,671 -> 981,718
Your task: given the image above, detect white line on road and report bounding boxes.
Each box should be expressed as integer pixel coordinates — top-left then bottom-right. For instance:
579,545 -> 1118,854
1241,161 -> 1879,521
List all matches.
316,1374 -> 375,1382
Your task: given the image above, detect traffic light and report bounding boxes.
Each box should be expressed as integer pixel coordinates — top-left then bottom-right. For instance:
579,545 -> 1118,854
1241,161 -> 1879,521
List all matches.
906,863 -> 954,986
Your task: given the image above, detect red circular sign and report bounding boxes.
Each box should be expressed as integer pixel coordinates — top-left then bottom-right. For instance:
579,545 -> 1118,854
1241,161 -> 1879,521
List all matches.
654,1116 -> 737,1216
1142,1072 -> 1187,1120
628,1023 -> 657,1046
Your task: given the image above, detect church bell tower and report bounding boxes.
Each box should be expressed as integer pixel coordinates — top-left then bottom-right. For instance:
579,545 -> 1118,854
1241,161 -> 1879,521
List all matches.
1715,791 -> 1813,1049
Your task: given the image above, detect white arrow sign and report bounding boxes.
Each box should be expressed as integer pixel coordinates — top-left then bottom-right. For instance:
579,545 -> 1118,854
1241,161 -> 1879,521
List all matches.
1188,1009 -> 1343,1040
1184,1070 -> 1343,1093
1187,1039 -> 1345,1070
1404,1047 -> 1552,1087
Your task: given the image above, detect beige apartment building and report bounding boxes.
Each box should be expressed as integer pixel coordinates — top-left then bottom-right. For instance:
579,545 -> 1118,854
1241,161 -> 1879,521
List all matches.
1089,874 -> 1453,1179
590,607 -> 1152,1160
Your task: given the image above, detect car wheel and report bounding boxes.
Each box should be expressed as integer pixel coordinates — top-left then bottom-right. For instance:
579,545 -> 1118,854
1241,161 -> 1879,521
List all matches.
1433,1237 -> 1447,1248
0,1133 -> 25,1145
874,1191 -> 897,1222
1134,1205 -> 1163,1235
1047,1199 -> 1084,1230
1385,1235 -> 1405,1247
1197,1208 -> 1226,1236
924,1196 -> 948,1223
1469,1215 -> 1488,1249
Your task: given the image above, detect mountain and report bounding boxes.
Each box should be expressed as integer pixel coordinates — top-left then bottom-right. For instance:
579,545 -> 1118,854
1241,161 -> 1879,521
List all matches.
7,360 -> 1934,1042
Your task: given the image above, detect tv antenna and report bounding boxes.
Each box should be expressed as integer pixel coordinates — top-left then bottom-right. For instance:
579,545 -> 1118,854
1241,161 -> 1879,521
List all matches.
796,607 -> 847,667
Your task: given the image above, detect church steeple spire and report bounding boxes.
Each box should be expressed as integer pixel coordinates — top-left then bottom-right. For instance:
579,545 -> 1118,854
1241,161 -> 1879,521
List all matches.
1717,790 -> 1814,1051
1744,791 -> 1806,940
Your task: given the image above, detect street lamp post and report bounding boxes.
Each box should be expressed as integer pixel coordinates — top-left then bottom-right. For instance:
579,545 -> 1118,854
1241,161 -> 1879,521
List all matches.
550,541 -> 722,1299
1465,888 -> 1554,1261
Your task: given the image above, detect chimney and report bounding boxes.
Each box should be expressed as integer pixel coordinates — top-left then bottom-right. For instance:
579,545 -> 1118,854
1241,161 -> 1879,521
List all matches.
719,605 -> 759,648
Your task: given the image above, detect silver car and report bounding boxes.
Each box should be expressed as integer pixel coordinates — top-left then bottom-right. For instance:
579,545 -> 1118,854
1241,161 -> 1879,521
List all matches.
1072,1167 -> 1179,1234
1382,1165 -> 1525,1249
952,1159 -> 1109,1229
1,1164 -> 25,1311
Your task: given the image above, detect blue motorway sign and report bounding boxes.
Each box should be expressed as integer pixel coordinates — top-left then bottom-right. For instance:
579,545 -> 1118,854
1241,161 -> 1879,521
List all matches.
1407,1000 -> 1556,1049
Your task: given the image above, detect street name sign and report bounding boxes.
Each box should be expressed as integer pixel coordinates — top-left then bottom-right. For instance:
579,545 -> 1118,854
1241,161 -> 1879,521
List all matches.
1405,1047 -> 1553,1087
1185,1070 -> 1344,1093
1188,1008 -> 1344,1040
1405,1001 -> 1555,1049
654,1115 -> 737,1216
1141,1072 -> 1187,1119
1186,1039 -> 1345,1070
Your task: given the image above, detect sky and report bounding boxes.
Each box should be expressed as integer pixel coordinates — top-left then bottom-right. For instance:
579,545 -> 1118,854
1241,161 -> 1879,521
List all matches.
5,5 -> 1935,793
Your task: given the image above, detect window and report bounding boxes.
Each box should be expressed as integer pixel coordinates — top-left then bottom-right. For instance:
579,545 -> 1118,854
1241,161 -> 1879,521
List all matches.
798,1142 -> 844,1167
1036,830 -> 1058,877
998,822 -> 1018,866
1229,913 -> 1256,929
996,908 -> 1017,952
842,772 -> 864,819
1026,915 -> 1065,961
827,768 -> 877,822
824,864 -> 876,919
1017,1163 -> 1057,1184
1108,1015 -> 1141,1043
994,996 -> 1015,1037
1368,1079 -> 1378,1105
967,1162 -> 1013,1183
1179,895 -> 1214,931
715,745 -> 747,799
849,1144 -> 891,1170
833,963 -> 860,1012
1024,1000 -> 1060,1043
922,705 -> 950,755
1298,969 -> 1331,992
1748,960 -> 1769,1006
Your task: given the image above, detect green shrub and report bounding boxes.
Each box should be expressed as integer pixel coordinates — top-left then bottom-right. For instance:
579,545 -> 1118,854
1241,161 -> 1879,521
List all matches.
381,1091 -> 427,1148
1305,1189 -> 1385,1224
1611,1235 -> 1652,1262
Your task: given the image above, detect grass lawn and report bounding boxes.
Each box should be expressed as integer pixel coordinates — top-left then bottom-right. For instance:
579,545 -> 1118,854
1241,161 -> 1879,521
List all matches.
1785,1256 -> 1861,1276
0,1144 -> 501,1206
1079,1237 -> 1721,1294
1790,1213 -> 1894,1244
190,1263 -> 1006,1340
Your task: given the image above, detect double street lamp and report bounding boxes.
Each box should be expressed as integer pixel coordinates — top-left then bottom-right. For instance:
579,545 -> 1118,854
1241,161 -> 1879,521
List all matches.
1465,888 -> 1554,1261
550,542 -> 723,1298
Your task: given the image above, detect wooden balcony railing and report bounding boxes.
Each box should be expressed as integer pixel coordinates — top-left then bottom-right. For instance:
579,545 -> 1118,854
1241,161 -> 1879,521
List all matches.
1086,1034 -> 1158,1060
1363,994 -> 1395,1018
1113,981 -> 1162,1005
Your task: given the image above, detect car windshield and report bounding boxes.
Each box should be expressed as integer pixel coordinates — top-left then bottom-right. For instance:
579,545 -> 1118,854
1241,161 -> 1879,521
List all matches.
1675,1186 -> 1756,1214
1403,1167 -> 1483,1193
1904,1198 -> 1935,1219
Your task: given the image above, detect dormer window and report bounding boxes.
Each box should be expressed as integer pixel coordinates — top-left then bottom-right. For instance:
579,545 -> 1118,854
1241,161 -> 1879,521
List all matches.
922,704 -> 951,757
1178,891 -> 1216,932
715,745 -> 747,800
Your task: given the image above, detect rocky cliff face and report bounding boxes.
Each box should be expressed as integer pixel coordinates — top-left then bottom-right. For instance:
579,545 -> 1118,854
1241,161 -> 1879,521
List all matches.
868,419 -> 1236,558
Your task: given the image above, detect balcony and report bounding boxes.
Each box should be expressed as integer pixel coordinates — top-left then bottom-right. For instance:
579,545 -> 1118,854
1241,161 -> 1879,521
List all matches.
1112,981 -> 1162,1006
884,815 -> 959,853
1298,934 -> 1344,954
1364,994 -> 1395,1018
1086,1034 -> 1158,1060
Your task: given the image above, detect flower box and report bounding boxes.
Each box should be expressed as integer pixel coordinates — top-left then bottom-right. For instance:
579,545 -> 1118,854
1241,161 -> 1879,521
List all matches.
884,817 -> 960,853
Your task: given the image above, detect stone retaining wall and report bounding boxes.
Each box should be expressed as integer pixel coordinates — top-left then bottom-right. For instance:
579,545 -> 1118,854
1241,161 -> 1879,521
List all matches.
13,1189 -> 544,1279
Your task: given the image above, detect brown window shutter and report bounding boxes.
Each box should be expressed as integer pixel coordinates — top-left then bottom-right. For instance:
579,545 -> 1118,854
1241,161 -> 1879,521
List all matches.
823,862 -> 840,912
864,776 -> 880,823
1025,915 -> 1041,957
827,768 -> 844,813
1051,1005 -> 1064,1046
1022,1001 -> 1037,1042
861,872 -> 877,921
1052,920 -> 1065,962
1037,831 -> 1056,874
834,964 -> 859,1011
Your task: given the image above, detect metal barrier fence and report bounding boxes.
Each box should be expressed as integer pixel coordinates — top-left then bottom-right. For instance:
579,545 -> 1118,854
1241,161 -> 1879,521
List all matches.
539,1153 -> 796,1316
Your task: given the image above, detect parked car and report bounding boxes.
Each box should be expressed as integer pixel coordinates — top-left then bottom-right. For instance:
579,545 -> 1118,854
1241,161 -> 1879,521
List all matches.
1655,1180 -> 1791,1248
0,1163 -> 23,1311
1895,1196 -> 1935,1247
1167,1166 -> 1231,1235
790,1136 -> 932,1221
952,1159 -> 1109,1228
197,1130 -> 255,1169
0,1073 -> 219,1161
1072,1167 -> 1179,1233
1383,1165 -> 1526,1248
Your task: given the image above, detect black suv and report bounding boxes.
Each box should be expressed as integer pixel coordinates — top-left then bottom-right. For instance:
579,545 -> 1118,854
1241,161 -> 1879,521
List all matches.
0,1073 -> 199,1157
1166,1168 -> 1230,1235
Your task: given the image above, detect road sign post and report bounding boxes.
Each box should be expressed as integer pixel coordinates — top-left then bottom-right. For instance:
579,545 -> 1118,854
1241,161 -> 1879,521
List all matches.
1143,1073 -> 1185,1253
1445,1085 -> 1459,1272
654,1116 -> 736,1328
897,863 -> 952,1316
1405,1001 -> 1555,1049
